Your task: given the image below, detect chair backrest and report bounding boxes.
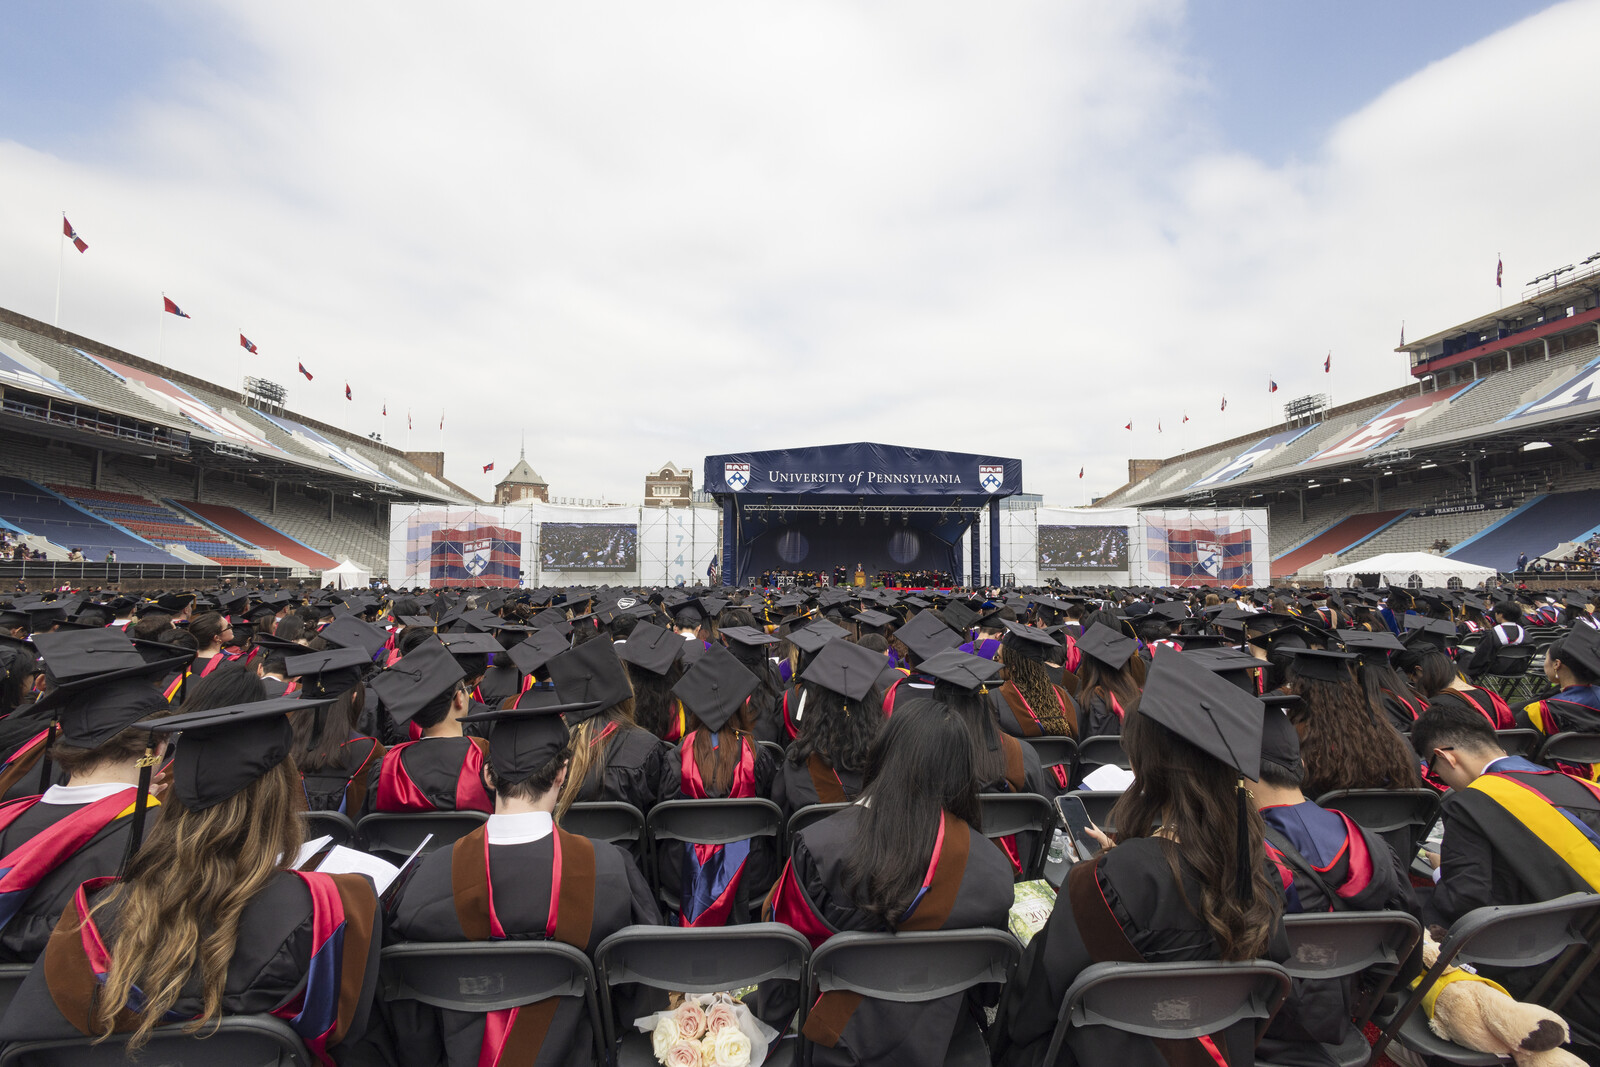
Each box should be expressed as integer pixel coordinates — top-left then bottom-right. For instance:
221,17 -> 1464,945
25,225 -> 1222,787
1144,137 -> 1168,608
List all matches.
0,1014 -> 314,1066
977,792 -> 1055,880
1313,789 -> 1439,862
758,740 -> 787,764
645,798 -> 784,847
1074,791 -> 1122,835
1280,911 -> 1421,1027
355,811 -> 488,860
1042,959 -> 1291,1067
1485,644 -> 1536,676
1025,735 -> 1077,773
1538,731 -> 1600,767
560,801 -> 645,846
808,928 -> 1021,1004
1444,892 -> 1600,971
300,810 -> 357,848
380,941 -> 604,1064
1074,734 -> 1129,771
787,802 -> 850,843
1496,728 -> 1545,759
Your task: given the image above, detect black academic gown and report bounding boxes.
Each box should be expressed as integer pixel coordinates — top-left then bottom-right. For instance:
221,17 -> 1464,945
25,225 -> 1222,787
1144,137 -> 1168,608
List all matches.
992,838 -> 1290,1067
301,735 -> 385,818
1081,688 -> 1127,739
658,735 -> 780,923
1424,755 -> 1600,1045
566,724 -> 680,817
770,752 -> 866,821
0,870 -> 382,1057
764,806 -> 1013,1066
387,822 -> 659,1067
374,736 -> 492,814
0,791 -> 140,963
474,664 -> 521,705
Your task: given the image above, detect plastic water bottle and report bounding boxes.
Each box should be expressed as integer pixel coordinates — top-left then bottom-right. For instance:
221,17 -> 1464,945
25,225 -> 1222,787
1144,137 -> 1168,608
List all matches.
1047,828 -> 1069,865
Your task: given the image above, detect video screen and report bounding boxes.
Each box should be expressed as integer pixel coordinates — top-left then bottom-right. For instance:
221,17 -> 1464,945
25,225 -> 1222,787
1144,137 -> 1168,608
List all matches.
1038,525 -> 1128,569
540,523 -> 638,571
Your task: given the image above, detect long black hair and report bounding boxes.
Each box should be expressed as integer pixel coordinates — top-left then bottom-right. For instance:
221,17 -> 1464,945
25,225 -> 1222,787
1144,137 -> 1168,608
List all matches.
627,661 -> 683,739
787,682 -> 882,775
840,703 -> 980,926
933,681 -> 1009,788
289,686 -> 365,773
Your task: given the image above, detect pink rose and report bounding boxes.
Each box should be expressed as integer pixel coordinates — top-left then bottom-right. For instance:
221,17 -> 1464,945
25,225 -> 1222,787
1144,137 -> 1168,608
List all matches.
664,1040 -> 701,1067
706,1003 -> 742,1035
671,1001 -> 708,1040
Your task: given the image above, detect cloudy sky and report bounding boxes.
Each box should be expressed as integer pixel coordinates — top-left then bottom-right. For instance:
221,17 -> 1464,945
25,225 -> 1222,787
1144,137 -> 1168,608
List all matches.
0,0 -> 1591,504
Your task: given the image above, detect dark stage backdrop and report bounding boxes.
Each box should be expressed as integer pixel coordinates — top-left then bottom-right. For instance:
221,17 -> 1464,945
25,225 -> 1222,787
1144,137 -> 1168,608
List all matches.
742,522 -> 958,577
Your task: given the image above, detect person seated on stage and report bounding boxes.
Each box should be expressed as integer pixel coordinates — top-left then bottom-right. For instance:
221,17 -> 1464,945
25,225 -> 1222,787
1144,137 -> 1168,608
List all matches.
1516,630 -> 1600,778
763,701 -> 1013,1067
546,635 -> 678,820
659,645 -> 779,926
1067,619 -> 1139,739
992,620 -> 1078,752
772,640 -> 886,820
282,647 -> 385,819
1411,700 -> 1600,1049
370,638 -> 492,813
1282,648 -> 1422,798
1398,619 -> 1513,729
0,631 -> 191,963
387,700 -> 659,1067
0,696 -> 383,1062
991,652 -> 1289,1067
1463,600 -> 1530,680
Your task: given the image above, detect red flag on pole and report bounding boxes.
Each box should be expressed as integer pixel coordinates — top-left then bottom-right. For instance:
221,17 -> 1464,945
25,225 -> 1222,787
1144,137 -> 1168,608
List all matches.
408,410 -> 412,430
297,362 -> 313,380
239,333 -> 257,354
1399,322 -> 1405,346
1078,466 -> 1084,479
1158,421 -> 1163,433
1268,379 -> 1278,393
1124,420 -> 1132,431
483,462 -> 494,474
1220,396 -> 1227,412
344,383 -> 352,400
1496,256 -> 1503,288
162,296 -> 190,318
62,217 -> 87,253
439,411 -> 445,430
1182,413 -> 1190,423
1324,351 -> 1331,373
382,402 -> 387,417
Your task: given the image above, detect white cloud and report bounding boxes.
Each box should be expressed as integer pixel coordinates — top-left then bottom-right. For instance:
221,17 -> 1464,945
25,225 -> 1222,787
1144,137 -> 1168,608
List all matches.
0,0 -> 1594,505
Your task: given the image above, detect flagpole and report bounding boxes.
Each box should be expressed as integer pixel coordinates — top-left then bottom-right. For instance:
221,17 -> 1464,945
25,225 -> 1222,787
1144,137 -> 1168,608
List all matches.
53,212 -> 64,327
159,296 -> 167,363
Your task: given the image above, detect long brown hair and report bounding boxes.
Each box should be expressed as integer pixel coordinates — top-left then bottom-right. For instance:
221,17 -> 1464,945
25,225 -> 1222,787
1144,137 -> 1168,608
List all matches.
687,700 -> 758,796
1288,666 -> 1421,796
998,647 -> 1076,736
556,697 -> 638,818
289,687 -> 364,773
1111,704 -> 1281,960
93,758 -> 304,1049
1074,651 -> 1146,725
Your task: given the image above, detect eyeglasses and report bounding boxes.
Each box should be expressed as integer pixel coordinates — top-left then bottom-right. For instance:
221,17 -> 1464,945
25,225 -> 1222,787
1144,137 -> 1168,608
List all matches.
1426,746 -> 1456,778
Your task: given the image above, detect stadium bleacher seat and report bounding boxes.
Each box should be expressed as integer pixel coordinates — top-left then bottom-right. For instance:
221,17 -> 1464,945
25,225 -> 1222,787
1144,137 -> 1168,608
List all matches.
46,485 -> 267,566
0,477 -> 182,564
170,498 -> 337,570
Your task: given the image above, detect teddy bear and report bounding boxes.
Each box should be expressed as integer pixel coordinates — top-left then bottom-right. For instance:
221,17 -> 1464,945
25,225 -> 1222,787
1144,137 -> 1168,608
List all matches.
1409,932 -> 1585,1066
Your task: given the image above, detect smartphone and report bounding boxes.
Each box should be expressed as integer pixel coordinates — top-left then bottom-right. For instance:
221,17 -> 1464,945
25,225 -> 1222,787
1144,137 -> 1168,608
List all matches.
1055,794 -> 1101,860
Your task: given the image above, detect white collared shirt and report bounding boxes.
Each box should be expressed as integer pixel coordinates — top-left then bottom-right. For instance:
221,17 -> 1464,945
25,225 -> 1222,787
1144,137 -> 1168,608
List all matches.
41,781 -> 138,806
486,810 -> 554,845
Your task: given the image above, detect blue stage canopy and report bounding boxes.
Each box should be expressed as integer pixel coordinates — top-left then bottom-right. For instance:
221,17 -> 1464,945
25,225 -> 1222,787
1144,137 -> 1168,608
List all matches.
704,442 -> 1021,501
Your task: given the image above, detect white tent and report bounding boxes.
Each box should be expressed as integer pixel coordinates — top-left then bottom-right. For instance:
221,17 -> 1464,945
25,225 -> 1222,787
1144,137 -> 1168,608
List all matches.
323,559 -> 372,590
1323,551 -> 1498,590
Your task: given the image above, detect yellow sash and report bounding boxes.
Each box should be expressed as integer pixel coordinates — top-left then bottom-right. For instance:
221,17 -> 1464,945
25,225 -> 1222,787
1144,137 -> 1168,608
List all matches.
1469,772 -> 1600,891
1412,967 -> 1511,1018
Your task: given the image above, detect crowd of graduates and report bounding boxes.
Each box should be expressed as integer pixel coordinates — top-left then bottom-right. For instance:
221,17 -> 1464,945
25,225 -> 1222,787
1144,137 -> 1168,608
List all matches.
0,577 -> 1596,1064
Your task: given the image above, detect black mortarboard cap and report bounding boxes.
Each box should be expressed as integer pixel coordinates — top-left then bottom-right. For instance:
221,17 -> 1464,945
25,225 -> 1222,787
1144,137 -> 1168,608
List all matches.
798,639 -> 884,702
941,602 -> 978,635
1281,648 -> 1359,683
917,649 -> 1003,693
720,626 -> 779,648
546,638 -> 633,721
615,623 -> 681,676
999,619 -> 1061,660
1259,705 -> 1302,783
458,701 -> 598,780
1559,626 -> 1600,679
138,696 -> 334,810
1139,648 -> 1263,779
1076,621 -> 1136,671
283,646 -> 371,698
504,629 -> 571,676
437,632 -> 504,658
896,610 -> 962,661
369,638 -> 466,724
1338,630 -> 1404,667
786,627 -> 837,655
30,630 -> 192,725
853,609 -> 896,631
318,616 -> 387,659
671,644 -> 759,732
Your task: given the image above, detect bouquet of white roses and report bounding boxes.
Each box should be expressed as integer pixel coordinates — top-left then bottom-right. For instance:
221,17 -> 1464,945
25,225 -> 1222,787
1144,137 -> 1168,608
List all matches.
634,991 -> 778,1066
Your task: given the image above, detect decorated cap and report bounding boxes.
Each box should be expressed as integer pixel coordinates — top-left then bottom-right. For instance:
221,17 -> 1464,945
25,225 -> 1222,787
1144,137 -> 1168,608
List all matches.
137,696 -> 333,810
671,644 -> 760,732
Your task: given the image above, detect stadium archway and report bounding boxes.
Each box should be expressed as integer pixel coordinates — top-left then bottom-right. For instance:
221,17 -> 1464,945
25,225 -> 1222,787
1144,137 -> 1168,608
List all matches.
703,443 -> 1022,587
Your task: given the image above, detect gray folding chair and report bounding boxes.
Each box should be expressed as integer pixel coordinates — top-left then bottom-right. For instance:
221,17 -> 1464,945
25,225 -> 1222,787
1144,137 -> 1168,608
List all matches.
0,1014 -> 314,1066
1023,735 -> 1078,786
1040,960 -> 1291,1067
1371,892 -> 1600,1065
805,929 -> 1022,1066
978,792 -> 1056,881
1495,728 -> 1544,760
1314,789 -> 1439,864
786,802 -> 849,845
1074,790 -> 1122,835
380,940 -> 605,1067
1538,731 -> 1600,770
595,924 -> 811,1066
1257,911 -> 1422,1067
355,810 -> 488,862
1070,734 -> 1128,788
759,740 -> 788,764
300,810 -> 357,848
561,801 -> 646,847
1477,644 -> 1536,699
646,798 -> 784,920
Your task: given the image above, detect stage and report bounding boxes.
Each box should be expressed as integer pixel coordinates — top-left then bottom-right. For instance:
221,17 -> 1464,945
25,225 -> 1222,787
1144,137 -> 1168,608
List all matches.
705,442 -> 1023,588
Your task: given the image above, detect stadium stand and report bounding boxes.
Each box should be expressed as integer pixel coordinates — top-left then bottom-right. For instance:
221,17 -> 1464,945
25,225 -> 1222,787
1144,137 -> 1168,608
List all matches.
1270,510 -> 1407,578
1446,490 -> 1600,572
0,477 -> 181,564
171,499 -> 337,571
47,486 -> 267,566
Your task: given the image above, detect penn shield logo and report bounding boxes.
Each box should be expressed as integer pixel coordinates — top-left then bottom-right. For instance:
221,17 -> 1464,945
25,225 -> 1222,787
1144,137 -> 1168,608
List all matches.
725,462 -> 751,492
463,538 -> 492,577
1193,539 -> 1222,577
979,464 -> 1004,492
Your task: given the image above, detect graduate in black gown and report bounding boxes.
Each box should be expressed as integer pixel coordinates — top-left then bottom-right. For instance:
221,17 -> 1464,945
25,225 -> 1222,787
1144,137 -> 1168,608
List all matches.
0,695 -> 382,1063
1071,619 -> 1144,739
771,640 -> 886,820
0,630 -> 191,963
764,701 -> 1013,1066
1411,700 -> 1600,1051
617,620 -> 688,741
992,650 -> 1290,1067
1341,630 -> 1427,733
722,624 -> 786,745
387,699 -> 660,1067
991,621 -> 1079,768
1282,648 -> 1422,799
370,638 -> 493,813
548,633 -> 679,820
284,646 -> 385,818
